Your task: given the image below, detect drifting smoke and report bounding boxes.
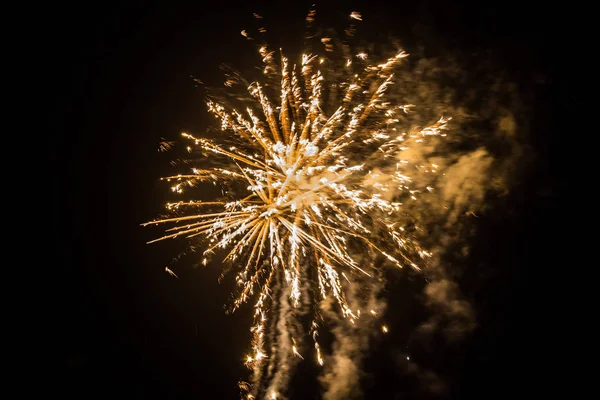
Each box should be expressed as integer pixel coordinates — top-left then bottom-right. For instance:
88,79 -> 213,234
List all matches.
314,41 -> 529,397
262,281 -> 300,399
386,45 -> 530,396
319,271 -> 386,400
440,148 -> 494,226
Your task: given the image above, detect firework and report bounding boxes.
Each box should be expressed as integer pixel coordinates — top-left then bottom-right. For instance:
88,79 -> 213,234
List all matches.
143,10 -> 450,398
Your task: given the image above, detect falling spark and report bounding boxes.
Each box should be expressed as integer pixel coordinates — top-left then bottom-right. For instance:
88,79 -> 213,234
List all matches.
158,138 -> 175,152
292,344 -> 304,360
382,325 -> 389,333
165,267 -> 179,279
350,11 -> 362,21
144,9 -> 450,398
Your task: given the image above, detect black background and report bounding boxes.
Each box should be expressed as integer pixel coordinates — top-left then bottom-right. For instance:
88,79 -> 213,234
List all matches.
48,0 -> 572,398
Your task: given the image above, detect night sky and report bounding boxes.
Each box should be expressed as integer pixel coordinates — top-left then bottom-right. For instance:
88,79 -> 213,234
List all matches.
49,1 -> 571,398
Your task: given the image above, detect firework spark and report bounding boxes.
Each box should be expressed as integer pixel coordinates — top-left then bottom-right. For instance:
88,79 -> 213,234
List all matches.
143,10 -> 450,398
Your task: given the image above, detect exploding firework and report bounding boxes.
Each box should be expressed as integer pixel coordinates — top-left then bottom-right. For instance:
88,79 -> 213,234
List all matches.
143,10 -> 451,399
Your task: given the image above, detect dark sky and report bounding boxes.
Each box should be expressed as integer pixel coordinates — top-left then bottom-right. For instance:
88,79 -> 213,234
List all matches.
49,1 -> 571,398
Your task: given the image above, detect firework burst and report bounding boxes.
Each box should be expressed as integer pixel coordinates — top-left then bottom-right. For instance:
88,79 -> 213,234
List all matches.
143,10 -> 450,398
